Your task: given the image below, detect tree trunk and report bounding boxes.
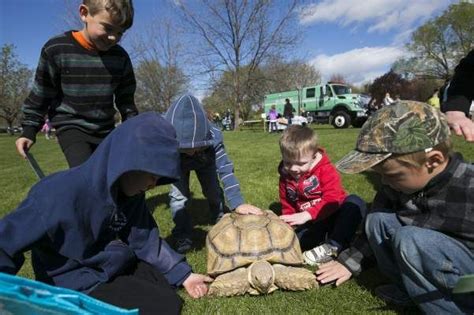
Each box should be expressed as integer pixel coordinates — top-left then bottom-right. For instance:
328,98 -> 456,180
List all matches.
7,120 -> 14,136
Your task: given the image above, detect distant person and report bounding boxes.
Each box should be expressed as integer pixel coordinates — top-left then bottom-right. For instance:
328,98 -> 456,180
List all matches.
383,92 -> 395,106
213,112 -> 222,129
40,119 -> 53,140
283,98 -> 295,125
0,113 -> 212,314
268,105 -> 278,133
317,101 -> 474,313
164,94 -> 262,254
368,97 -> 380,114
15,0 -> 138,167
426,89 -> 440,109
222,109 -> 233,131
277,125 -> 366,265
441,49 -> 474,142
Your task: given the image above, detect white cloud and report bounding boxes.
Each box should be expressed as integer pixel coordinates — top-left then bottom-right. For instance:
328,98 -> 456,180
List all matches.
391,28 -> 415,46
300,0 -> 451,33
309,46 -> 406,85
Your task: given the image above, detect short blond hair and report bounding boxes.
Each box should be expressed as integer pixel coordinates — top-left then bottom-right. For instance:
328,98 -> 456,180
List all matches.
390,138 -> 453,168
84,0 -> 134,30
279,125 -> 319,160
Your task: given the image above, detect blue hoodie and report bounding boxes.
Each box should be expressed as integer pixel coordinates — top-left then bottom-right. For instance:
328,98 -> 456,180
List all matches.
164,94 -> 244,210
0,112 -> 192,293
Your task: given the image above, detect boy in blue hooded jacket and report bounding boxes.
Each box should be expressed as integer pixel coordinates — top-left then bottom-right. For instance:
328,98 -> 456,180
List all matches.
0,113 -> 212,314
165,94 -> 262,253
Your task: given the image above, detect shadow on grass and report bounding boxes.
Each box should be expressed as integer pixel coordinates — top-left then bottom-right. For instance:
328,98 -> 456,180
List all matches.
164,227 -> 208,253
150,195 -> 221,252
362,170 -> 382,192
354,266 -> 421,314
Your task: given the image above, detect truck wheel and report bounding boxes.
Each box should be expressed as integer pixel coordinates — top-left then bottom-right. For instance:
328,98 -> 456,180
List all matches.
331,111 -> 351,128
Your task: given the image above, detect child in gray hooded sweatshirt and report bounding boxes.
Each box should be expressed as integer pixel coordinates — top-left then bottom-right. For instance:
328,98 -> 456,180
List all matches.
164,94 -> 262,253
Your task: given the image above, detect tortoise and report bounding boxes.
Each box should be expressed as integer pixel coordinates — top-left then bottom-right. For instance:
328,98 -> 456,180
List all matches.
206,210 -> 318,296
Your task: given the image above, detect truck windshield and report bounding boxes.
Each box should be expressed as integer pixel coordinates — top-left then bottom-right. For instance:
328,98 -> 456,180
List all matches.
331,85 -> 351,95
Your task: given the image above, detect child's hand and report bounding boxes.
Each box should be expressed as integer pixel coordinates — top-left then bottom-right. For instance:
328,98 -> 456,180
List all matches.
315,260 -> 352,286
183,273 -> 213,298
279,212 -> 311,226
235,204 -> 263,215
15,137 -> 34,159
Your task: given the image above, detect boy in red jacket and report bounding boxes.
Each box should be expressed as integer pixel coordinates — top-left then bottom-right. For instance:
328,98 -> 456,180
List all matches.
278,125 -> 366,266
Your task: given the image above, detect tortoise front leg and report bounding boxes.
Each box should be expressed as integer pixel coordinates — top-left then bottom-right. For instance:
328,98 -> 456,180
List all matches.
273,264 -> 318,291
208,268 -> 250,297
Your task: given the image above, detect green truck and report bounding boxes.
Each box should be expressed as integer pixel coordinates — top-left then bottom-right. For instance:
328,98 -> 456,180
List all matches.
263,82 -> 368,128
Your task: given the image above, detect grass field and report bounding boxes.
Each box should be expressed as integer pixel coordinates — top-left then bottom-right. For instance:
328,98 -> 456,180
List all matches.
0,126 -> 472,314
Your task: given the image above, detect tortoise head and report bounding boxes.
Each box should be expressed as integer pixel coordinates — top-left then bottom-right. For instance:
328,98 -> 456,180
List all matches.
248,260 -> 276,294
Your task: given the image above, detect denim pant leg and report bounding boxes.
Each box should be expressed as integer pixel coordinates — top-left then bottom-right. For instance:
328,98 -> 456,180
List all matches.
196,165 -> 225,223
328,194 -> 366,250
365,212 -> 405,287
169,172 -> 193,239
392,226 -> 474,314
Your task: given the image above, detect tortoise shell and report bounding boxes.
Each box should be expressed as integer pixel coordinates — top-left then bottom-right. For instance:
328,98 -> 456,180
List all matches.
206,210 -> 303,276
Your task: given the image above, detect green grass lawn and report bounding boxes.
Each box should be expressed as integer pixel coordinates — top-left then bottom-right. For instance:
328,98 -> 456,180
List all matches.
0,126 -> 472,314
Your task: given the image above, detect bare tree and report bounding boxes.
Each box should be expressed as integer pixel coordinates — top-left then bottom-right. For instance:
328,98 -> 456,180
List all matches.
178,0 -> 300,129
263,57 -> 321,92
0,45 -> 32,132
328,73 -> 347,84
131,17 -> 189,112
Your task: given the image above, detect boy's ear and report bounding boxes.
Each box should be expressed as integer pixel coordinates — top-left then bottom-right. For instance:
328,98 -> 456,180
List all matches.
79,4 -> 89,22
425,150 -> 446,171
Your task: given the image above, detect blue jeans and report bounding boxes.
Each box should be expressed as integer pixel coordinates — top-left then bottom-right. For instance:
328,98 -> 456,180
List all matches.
366,212 -> 474,314
169,166 -> 224,239
295,194 -> 366,251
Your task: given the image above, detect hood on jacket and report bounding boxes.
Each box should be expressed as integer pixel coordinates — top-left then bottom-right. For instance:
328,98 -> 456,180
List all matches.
77,112 -> 181,204
164,94 -> 214,149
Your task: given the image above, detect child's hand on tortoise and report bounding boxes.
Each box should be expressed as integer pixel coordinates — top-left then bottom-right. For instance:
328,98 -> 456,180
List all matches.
235,204 -> 263,215
183,273 -> 213,298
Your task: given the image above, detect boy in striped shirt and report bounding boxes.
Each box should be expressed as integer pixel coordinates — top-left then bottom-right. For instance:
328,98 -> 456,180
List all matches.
16,0 -> 138,167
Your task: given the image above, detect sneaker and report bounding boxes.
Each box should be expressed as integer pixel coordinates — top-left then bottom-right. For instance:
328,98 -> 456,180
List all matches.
375,284 -> 413,306
175,238 -> 193,254
302,243 -> 338,266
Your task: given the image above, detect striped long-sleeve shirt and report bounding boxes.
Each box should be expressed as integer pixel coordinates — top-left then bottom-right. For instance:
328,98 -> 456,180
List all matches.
337,153 -> 474,275
210,126 -> 244,210
20,31 -> 138,141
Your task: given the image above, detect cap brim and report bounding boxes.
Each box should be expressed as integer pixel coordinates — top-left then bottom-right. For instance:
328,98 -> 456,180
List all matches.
336,150 -> 392,174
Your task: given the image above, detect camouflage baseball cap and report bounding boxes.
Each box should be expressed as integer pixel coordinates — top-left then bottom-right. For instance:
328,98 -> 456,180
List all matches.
336,101 -> 451,174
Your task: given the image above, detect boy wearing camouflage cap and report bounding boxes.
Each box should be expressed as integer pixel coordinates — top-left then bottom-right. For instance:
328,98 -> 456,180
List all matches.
315,101 -> 474,313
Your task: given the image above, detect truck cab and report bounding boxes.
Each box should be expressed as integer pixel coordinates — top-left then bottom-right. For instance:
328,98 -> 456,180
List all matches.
301,83 -> 367,128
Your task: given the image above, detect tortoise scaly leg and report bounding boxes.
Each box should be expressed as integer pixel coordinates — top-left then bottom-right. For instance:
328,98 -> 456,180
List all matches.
273,264 -> 318,291
208,268 -> 250,297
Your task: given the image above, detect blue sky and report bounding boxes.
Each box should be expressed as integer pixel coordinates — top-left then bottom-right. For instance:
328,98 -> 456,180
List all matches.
0,0 -> 455,90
